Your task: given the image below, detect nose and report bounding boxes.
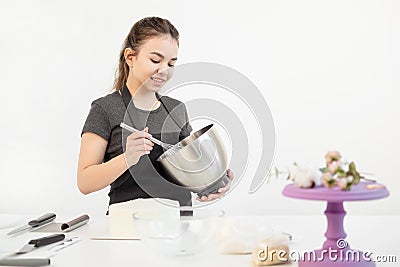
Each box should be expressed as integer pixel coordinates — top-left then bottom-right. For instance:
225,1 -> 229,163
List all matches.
157,62 -> 170,74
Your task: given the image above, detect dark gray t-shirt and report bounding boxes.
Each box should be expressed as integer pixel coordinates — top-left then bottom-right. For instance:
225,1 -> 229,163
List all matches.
82,90 -> 193,207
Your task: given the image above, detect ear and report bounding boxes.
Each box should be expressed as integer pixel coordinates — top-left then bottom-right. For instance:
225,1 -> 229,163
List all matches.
124,48 -> 136,66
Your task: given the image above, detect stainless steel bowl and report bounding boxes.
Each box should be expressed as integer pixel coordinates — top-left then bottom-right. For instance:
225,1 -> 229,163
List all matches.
157,124 -> 230,197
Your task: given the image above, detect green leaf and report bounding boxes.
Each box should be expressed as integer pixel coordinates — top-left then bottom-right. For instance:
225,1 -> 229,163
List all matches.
345,183 -> 352,191
328,179 -> 336,186
349,162 -> 356,172
337,169 -> 347,178
353,171 -> 361,185
348,161 -> 361,185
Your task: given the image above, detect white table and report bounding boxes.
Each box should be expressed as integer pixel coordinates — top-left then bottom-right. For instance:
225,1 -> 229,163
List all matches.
1,215 -> 399,266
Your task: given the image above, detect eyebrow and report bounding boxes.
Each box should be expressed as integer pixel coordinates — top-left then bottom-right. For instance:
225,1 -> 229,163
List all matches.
150,51 -> 177,61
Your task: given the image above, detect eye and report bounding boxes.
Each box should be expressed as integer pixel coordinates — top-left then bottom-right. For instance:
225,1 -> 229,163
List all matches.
151,59 -> 160,64
168,63 -> 175,67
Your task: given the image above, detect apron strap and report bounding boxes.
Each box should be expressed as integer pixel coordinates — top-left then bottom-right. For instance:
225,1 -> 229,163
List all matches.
110,85 -> 182,192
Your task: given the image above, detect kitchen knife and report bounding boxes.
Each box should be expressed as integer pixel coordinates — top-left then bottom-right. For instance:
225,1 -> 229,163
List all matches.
16,234 -> 65,254
61,214 -> 90,232
7,213 -> 56,235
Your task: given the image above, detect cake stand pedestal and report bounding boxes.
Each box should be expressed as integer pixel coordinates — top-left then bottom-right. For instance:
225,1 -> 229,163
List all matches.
283,181 -> 389,267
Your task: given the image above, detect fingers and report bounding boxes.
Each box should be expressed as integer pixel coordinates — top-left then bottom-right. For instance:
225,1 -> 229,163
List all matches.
227,169 -> 234,181
196,196 -> 210,202
127,138 -> 153,150
218,182 -> 230,194
123,128 -> 155,166
196,192 -> 222,202
196,186 -> 231,202
128,138 -> 154,147
126,128 -> 154,156
126,129 -> 154,152
196,171 -> 234,202
127,130 -> 152,140
133,144 -> 153,152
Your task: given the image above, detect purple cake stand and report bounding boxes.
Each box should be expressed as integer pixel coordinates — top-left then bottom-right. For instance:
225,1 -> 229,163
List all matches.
283,181 -> 389,267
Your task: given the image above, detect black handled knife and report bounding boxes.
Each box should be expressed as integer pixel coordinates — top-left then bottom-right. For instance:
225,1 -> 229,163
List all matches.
16,234 -> 65,254
7,213 -> 56,235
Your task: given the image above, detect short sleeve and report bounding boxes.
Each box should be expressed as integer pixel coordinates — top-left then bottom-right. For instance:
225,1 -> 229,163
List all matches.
81,102 -> 111,141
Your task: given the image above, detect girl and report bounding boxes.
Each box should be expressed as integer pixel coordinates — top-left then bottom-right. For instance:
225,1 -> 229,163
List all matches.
77,17 -> 233,210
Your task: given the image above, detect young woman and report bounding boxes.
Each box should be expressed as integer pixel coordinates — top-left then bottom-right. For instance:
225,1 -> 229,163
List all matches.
77,17 -> 233,210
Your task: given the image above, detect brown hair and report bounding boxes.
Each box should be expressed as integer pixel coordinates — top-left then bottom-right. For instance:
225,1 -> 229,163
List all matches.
113,17 -> 179,91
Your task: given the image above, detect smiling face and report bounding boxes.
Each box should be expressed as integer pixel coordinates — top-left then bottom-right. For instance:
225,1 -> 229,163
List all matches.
125,35 -> 178,93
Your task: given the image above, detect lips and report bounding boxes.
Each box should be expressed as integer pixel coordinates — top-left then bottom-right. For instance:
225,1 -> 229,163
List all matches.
150,77 -> 166,87
151,77 -> 166,82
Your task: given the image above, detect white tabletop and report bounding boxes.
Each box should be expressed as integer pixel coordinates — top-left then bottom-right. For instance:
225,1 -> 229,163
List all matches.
1,214 -> 399,267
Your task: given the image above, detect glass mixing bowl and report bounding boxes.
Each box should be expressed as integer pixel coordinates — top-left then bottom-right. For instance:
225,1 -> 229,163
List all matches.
132,206 -> 224,256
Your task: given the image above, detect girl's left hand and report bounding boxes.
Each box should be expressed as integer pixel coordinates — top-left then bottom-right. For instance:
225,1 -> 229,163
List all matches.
196,169 -> 234,202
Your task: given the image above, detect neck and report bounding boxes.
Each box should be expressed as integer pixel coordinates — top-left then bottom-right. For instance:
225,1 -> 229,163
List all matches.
125,75 -> 159,110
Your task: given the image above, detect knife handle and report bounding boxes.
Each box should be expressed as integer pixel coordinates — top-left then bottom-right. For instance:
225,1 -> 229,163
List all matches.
29,234 -> 65,247
28,213 -> 56,227
61,214 -> 90,232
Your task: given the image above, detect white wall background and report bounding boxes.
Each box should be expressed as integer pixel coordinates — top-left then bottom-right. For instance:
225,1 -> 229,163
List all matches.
0,0 -> 399,216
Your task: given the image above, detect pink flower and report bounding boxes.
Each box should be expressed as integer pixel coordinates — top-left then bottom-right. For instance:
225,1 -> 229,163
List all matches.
327,161 -> 341,174
322,173 -> 336,188
337,178 -> 348,190
325,151 -> 342,165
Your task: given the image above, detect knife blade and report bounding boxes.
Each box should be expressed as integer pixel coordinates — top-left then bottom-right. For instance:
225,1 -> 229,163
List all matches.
7,213 -> 56,235
16,234 -> 65,254
48,236 -> 80,252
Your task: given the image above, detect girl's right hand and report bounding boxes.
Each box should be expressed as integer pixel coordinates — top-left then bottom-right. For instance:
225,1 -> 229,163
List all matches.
124,127 -> 154,167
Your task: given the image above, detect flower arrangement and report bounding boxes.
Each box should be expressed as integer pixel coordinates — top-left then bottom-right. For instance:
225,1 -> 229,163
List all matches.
285,151 -> 373,191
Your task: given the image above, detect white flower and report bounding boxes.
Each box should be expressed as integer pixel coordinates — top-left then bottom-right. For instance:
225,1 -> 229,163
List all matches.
312,169 -> 323,186
289,165 -> 322,188
347,175 -> 354,183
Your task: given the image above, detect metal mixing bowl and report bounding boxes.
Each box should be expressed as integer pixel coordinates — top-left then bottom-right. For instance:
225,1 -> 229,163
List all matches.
157,124 -> 230,197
